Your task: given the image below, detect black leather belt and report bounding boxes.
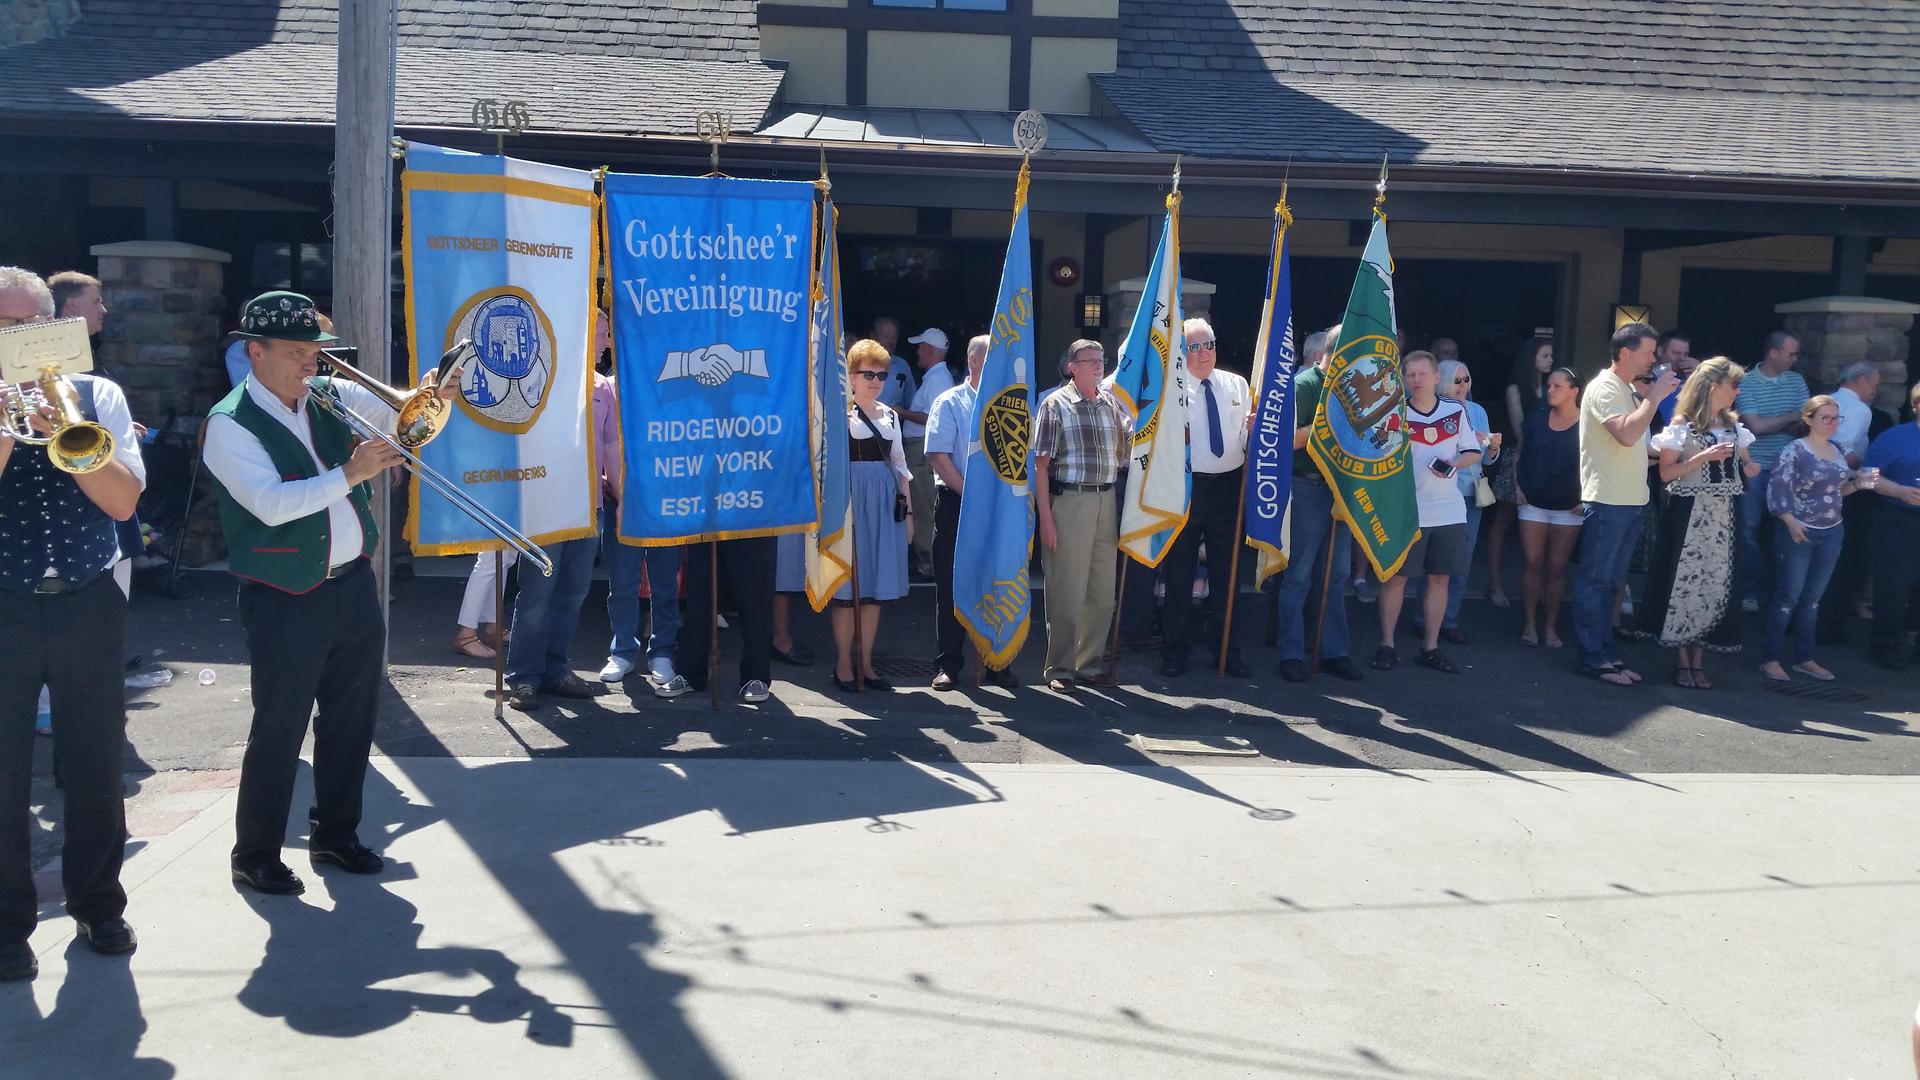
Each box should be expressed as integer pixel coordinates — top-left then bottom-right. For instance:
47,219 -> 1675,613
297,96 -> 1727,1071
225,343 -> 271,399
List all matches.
325,557 -> 366,581
32,570 -> 105,595
1054,481 -> 1114,493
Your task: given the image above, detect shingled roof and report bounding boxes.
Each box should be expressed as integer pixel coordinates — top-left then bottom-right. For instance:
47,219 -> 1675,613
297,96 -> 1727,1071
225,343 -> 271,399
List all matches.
1099,0 -> 1920,186
0,0 -> 779,136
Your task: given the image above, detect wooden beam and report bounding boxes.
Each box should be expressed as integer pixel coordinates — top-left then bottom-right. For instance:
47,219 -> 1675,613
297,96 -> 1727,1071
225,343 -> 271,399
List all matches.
335,0 -> 397,642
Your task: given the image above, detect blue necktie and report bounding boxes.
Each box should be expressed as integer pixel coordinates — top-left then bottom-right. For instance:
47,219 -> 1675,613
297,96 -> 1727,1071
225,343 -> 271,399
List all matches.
1202,377 -> 1225,459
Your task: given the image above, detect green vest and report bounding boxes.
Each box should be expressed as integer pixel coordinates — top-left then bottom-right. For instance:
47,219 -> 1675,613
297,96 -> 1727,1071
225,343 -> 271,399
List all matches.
208,379 -> 378,594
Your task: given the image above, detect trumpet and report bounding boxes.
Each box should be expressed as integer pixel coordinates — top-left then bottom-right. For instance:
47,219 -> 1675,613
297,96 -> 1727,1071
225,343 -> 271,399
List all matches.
3,368 -> 117,474
308,343 -> 554,577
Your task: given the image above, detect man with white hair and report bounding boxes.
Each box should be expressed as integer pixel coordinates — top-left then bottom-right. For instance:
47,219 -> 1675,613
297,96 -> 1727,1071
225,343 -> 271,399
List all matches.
1159,317 -> 1251,677
1832,361 -> 1882,468
0,266 -> 147,977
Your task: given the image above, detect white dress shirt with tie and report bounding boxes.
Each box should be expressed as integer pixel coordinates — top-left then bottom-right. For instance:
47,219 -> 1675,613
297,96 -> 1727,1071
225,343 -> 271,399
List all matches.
202,376 -> 397,569
1186,369 -> 1252,474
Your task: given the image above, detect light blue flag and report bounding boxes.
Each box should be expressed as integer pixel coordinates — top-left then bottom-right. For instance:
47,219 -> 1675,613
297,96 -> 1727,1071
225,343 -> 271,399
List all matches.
1107,193 -> 1190,567
604,173 -> 816,544
954,163 -> 1037,671
400,142 -> 598,556
803,191 -> 852,611
1243,199 -> 1297,588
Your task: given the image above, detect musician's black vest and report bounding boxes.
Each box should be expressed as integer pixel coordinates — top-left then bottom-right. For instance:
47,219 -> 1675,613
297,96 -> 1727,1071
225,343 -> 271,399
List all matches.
0,378 -> 121,594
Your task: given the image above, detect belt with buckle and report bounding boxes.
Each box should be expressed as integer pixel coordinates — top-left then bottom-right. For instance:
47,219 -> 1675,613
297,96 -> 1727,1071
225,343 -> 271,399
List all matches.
32,570 -> 103,596
1054,481 -> 1114,493
325,558 -> 365,580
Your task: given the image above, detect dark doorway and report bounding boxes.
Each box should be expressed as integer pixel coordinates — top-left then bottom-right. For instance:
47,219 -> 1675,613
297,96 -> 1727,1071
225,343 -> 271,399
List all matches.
838,234 -> 1041,354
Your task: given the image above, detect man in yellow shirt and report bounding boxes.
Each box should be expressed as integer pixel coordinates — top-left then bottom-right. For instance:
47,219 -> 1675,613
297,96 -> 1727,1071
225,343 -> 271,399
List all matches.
1573,322 -> 1679,685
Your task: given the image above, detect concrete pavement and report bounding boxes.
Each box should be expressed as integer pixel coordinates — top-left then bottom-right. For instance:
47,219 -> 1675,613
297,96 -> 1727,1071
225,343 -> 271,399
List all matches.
9,758 -> 1919,1078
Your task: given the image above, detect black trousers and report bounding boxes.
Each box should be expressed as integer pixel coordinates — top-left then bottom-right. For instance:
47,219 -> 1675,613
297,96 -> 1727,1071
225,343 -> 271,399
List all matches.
0,572 -> 128,944
676,537 -> 774,689
932,487 -> 966,676
233,560 -> 383,866
1160,468 -> 1245,661
1870,508 -> 1920,652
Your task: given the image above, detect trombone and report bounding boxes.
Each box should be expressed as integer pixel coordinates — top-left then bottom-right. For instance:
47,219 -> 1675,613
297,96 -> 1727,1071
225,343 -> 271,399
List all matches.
309,341 -> 555,577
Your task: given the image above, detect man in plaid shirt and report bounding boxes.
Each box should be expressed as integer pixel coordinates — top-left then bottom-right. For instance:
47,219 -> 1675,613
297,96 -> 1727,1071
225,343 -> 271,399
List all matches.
1034,338 -> 1132,692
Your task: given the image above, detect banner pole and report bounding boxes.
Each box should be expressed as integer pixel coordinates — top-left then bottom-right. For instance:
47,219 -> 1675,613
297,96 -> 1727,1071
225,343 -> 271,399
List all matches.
848,491 -> 865,691
1104,551 -> 1127,681
1218,472 -> 1250,677
1306,511 -> 1338,678
708,543 -> 719,710
493,549 -> 505,720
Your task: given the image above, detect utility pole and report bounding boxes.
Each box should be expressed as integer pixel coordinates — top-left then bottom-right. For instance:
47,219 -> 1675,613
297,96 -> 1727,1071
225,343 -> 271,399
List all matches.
334,0 -> 398,664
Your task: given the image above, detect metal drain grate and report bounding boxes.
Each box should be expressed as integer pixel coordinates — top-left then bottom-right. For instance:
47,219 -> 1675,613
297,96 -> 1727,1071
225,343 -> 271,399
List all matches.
870,654 -> 940,679
1760,681 -> 1871,704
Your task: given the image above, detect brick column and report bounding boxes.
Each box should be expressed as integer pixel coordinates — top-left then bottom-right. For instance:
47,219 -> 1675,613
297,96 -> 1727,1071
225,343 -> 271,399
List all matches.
1776,295 -> 1919,413
88,241 -> 231,423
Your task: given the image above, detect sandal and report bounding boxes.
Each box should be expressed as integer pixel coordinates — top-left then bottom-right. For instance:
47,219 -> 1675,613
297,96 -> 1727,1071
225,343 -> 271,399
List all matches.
1791,661 -> 1835,682
1416,648 -> 1459,675
1369,646 -> 1398,671
1690,666 -> 1712,690
1758,661 -> 1790,683
1519,629 -> 1539,647
1488,591 -> 1511,609
1673,666 -> 1698,689
1543,634 -> 1565,649
1579,664 -> 1635,687
452,631 -> 496,661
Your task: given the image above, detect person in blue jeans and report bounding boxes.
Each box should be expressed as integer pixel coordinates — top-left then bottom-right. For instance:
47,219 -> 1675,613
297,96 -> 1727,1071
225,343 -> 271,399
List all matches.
1733,332 -> 1808,609
1572,323 -> 1680,685
597,505 -> 686,695
1273,329 -> 1362,683
504,535 -> 601,711
1759,398 -> 1855,682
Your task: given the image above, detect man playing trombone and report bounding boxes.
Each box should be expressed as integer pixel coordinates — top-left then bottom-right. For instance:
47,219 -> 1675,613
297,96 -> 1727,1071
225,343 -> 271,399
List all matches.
203,291 -> 458,896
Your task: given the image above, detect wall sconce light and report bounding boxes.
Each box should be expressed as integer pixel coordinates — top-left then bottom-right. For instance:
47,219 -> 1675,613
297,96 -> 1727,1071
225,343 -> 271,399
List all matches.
1078,292 -> 1106,329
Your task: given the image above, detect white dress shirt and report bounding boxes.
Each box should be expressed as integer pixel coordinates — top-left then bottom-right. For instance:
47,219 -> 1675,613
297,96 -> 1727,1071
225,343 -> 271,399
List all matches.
202,376 -> 395,568
903,362 -> 956,440
1186,368 -> 1251,474
1833,386 -> 1874,461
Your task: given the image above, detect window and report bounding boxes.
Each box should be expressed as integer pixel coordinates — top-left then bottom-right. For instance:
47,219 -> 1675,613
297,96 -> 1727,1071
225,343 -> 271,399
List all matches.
872,0 -> 1008,9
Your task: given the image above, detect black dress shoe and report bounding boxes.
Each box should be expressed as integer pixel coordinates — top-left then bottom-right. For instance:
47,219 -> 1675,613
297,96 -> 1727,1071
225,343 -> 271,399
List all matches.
984,666 -> 1019,689
1278,659 -> 1308,683
930,671 -> 957,691
1220,653 -> 1251,679
833,676 -> 862,693
1161,654 -> 1186,678
1320,656 -> 1364,681
232,861 -> 306,895
310,844 -> 384,875
0,941 -> 35,981
542,673 -> 600,699
771,643 -> 815,666
862,676 -> 895,692
75,917 -> 137,956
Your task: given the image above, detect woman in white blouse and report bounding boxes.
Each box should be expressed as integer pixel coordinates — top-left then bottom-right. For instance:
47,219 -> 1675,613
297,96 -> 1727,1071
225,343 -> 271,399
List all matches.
1637,357 -> 1761,690
832,339 -> 914,692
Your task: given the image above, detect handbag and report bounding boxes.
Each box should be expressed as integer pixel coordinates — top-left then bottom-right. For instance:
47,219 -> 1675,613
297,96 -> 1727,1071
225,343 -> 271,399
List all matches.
1475,476 -> 1496,509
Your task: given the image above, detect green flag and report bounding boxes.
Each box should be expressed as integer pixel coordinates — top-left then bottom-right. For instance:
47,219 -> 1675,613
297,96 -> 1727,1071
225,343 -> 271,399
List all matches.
1306,210 -> 1419,579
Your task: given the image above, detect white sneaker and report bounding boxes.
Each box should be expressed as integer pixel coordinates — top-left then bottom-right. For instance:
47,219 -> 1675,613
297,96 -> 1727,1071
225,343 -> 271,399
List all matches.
652,675 -> 692,698
598,656 -> 635,683
738,680 -> 771,703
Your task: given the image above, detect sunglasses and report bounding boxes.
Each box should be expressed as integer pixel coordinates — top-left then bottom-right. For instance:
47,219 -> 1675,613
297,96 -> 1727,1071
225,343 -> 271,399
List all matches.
1189,341 -> 1216,353
853,370 -> 888,382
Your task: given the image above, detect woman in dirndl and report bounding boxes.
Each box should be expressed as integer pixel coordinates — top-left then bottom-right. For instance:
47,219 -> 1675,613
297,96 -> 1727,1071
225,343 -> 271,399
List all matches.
831,338 -> 914,692
1637,357 -> 1760,690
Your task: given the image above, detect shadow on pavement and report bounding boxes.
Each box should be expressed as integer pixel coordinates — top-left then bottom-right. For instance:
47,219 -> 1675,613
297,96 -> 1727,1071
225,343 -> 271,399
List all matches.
0,939 -> 174,1078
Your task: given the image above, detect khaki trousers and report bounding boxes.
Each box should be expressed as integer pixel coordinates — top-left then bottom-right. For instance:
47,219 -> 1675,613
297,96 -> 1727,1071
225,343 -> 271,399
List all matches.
1041,488 -> 1119,680
905,437 -> 935,570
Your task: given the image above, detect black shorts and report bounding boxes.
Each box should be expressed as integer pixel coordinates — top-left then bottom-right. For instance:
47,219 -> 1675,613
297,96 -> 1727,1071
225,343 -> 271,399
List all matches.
1398,522 -> 1470,578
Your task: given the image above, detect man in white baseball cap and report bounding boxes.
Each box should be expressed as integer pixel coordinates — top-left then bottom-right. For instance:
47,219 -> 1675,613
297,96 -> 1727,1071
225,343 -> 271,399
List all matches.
900,327 -> 954,578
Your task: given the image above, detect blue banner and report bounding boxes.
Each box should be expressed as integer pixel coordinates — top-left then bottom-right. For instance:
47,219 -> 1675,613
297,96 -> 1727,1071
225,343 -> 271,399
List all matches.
1244,201 -> 1297,587
605,174 -> 815,544
953,163 -> 1037,670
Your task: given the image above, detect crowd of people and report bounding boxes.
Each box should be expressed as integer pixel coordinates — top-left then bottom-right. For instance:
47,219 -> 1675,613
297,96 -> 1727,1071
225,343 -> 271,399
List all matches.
7,259 -> 1920,982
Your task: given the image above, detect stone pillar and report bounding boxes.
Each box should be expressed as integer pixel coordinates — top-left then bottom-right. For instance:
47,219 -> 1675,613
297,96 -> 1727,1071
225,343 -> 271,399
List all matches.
88,241 -> 232,422
1106,275 -> 1217,352
1775,295 -> 1919,413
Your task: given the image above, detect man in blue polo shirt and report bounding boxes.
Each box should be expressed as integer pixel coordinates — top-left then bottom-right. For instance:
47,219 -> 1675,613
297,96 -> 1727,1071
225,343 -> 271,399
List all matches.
1734,331 -> 1808,611
1863,381 -> 1920,670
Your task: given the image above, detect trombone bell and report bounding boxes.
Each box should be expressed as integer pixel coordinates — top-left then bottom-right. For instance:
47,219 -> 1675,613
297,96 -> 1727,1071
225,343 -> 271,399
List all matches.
317,346 -> 459,450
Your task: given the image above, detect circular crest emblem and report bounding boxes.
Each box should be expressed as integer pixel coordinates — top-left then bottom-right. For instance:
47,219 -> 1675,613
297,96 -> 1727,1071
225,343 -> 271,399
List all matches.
1324,334 -> 1407,467
446,287 -> 558,434
981,385 -> 1031,485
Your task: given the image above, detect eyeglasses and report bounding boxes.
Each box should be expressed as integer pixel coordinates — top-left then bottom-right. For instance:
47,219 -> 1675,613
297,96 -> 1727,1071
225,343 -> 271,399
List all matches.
1068,354 -> 1104,366
1812,413 -> 1840,422
1453,376 -> 1472,384
1189,341 -> 1216,353
853,370 -> 888,382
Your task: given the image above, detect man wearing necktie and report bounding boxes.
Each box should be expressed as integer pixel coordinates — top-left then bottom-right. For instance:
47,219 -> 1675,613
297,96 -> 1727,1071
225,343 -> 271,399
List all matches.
1159,318 -> 1252,678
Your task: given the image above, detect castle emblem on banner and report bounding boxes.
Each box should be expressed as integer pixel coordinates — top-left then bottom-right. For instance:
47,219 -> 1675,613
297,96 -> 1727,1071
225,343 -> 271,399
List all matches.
448,287 -> 557,433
